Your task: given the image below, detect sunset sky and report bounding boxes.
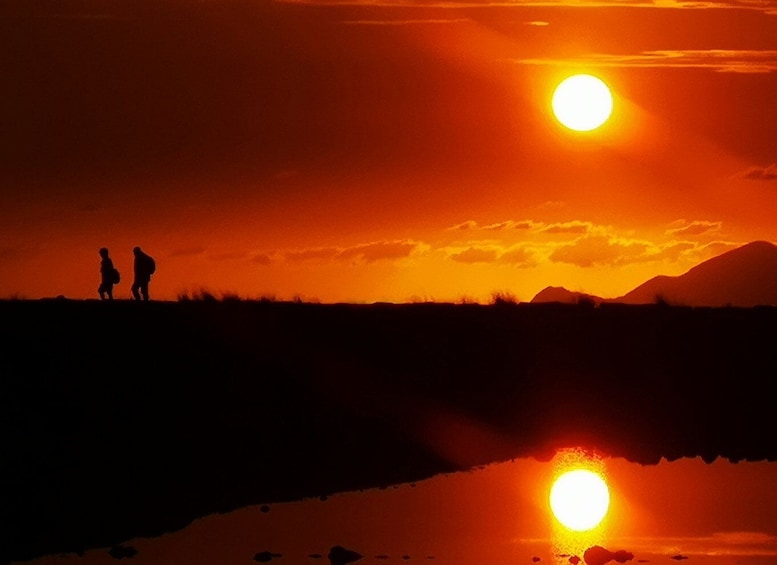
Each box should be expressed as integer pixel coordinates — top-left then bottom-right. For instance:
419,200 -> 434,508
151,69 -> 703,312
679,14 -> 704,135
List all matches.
3,0 -> 777,302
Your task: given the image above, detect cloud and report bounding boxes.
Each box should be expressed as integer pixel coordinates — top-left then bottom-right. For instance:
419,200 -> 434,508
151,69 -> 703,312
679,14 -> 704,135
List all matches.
666,220 -> 722,237
336,240 -> 419,262
737,164 -> 777,180
446,245 -> 536,265
285,247 -> 339,262
541,221 -> 591,235
446,218 -> 603,237
516,50 -> 777,74
698,239 -> 741,257
283,241 -> 419,264
448,220 -> 479,231
483,221 -> 516,231
441,218 -> 734,269
550,236 -> 649,267
447,219 -> 540,233
252,253 -> 273,265
450,246 -> 500,263
651,241 -> 697,261
208,251 -> 249,261
499,246 -> 536,266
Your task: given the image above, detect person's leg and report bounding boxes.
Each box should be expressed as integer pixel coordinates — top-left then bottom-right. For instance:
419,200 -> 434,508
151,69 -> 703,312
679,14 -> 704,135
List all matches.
141,281 -> 150,301
131,282 -> 140,300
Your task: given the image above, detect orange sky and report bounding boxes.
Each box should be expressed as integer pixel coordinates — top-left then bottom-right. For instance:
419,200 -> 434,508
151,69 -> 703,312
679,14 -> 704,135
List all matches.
2,0 -> 777,302
19,454 -> 777,565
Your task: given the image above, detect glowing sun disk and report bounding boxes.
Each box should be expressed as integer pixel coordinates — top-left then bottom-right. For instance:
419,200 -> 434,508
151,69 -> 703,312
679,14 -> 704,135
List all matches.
549,469 -> 610,531
552,74 -> 613,132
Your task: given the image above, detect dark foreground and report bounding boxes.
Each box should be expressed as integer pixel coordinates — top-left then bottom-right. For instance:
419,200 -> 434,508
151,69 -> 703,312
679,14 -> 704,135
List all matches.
2,299 -> 777,564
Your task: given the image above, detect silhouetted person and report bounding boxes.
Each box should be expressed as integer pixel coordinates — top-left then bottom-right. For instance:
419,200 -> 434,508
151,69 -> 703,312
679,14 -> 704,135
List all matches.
131,246 -> 156,301
98,247 -> 117,300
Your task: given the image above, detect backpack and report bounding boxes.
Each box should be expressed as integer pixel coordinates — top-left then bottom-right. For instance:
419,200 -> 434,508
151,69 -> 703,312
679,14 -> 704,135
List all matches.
111,268 -> 121,284
147,256 -> 156,275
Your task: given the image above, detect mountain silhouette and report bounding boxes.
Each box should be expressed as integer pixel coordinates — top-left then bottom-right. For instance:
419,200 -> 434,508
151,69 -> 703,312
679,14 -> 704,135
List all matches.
530,286 -> 600,305
531,240 -> 777,307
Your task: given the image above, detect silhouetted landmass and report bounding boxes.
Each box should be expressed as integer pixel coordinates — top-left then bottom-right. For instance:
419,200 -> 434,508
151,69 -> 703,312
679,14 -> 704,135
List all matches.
532,241 -> 777,307
2,299 -> 777,564
328,545 -> 363,565
107,545 -> 138,560
530,286 -> 600,306
583,546 -> 633,565
618,241 -> 777,306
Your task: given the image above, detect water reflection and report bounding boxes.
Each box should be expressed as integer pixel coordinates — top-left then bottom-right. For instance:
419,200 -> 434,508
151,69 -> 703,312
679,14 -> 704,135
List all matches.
549,448 -> 610,564
17,453 -> 777,565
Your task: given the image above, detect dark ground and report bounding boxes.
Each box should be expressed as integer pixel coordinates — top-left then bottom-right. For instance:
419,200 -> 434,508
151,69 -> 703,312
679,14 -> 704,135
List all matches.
2,299 -> 776,564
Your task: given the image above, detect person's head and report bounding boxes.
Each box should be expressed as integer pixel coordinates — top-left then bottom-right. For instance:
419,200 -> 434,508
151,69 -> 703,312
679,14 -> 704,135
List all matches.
99,247 -> 109,258
133,246 -> 141,256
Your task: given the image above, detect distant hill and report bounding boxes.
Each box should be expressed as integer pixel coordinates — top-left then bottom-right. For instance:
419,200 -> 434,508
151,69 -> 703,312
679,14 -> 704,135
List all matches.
531,286 -> 601,305
531,240 -> 777,307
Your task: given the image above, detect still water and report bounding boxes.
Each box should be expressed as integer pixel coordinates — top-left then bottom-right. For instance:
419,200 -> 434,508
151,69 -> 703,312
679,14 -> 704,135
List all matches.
23,452 -> 777,565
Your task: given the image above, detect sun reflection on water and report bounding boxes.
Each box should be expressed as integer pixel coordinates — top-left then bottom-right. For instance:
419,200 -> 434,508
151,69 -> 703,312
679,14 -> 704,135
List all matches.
549,448 -> 611,563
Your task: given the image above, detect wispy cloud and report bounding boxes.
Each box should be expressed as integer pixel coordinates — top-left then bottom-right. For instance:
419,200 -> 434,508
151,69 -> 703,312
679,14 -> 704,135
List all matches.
666,219 -> 722,237
445,219 -> 593,236
268,218 -> 736,271
252,253 -> 273,265
516,50 -> 777,73
736,164 -> 777,180
549,235 -> 650,267
450,246 -> 501,263
337,240 -> 420,262
448,220 -> 480,231
446,219 -> 538,232
541,221 -> 591,235
499,246 -> 537,266
282,240 -> 421,264
208,251 -> 249,262
284,247 -> 340,262
448,244 -> 537,265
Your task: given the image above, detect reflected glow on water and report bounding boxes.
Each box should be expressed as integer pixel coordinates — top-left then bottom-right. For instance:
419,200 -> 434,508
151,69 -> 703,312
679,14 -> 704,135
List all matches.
549,448 -> 609,562
18,453 -> 777,565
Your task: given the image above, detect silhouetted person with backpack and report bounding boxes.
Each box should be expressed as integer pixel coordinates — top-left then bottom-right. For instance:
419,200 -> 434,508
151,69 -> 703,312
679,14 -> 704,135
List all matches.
131,246 -> 156,301
98,247 -> 119,300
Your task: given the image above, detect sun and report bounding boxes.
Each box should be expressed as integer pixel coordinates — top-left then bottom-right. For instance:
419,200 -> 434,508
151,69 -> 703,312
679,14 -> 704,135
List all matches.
549,469 -> 610,531
551,74 -> 613,132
